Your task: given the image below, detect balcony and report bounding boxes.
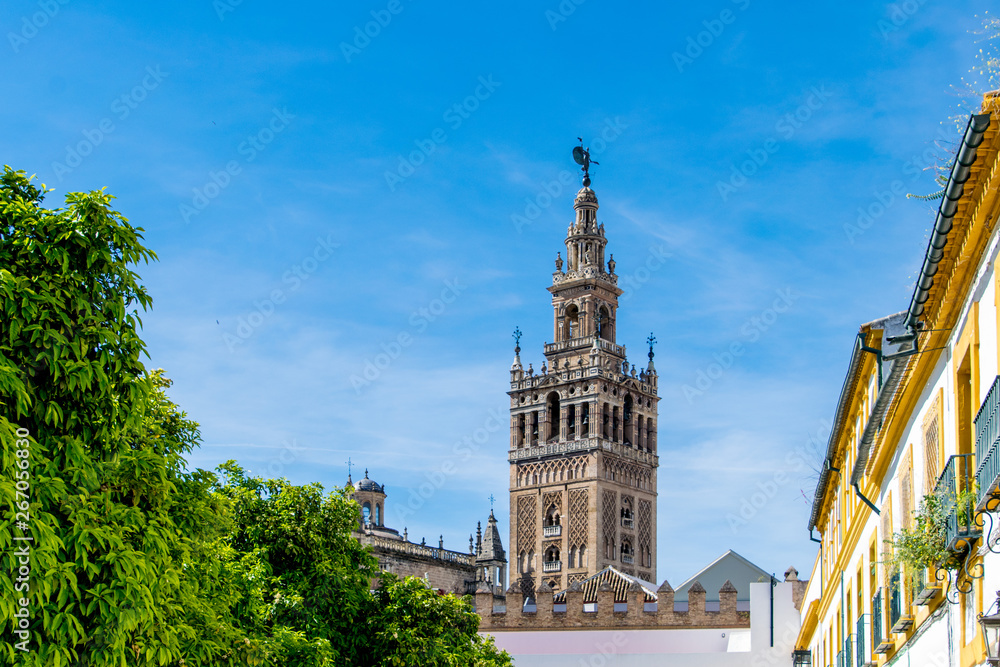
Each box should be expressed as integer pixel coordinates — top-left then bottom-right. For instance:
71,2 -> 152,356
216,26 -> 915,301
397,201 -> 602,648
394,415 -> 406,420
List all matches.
621,554 -> 634,565
792,650 -> 812,666
842,635 -> 854,667
934,454 -> 981,553
976,375 -> 1000,511
912,568 -> 941,606
543,525 -> 562,538
542,560 -> 562,573
889,572 -> 913,634
621,518 -> 634,529
872,590 -> 893,654
856,614 -> 875,667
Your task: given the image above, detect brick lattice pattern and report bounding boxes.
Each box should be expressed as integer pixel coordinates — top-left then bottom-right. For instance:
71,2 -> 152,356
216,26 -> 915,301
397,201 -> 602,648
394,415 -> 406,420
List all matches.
638,498 -> 651,566
602,489 -> 617,553
568,488 -> 588,547
517,495 -> 536,553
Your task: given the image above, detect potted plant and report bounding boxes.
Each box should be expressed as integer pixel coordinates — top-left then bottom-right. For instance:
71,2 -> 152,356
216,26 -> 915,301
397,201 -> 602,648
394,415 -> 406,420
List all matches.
886,494 -> 962,605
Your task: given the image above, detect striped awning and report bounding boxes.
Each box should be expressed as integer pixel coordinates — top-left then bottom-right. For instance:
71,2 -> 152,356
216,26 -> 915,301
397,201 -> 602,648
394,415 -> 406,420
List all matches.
552,566 -> 658,603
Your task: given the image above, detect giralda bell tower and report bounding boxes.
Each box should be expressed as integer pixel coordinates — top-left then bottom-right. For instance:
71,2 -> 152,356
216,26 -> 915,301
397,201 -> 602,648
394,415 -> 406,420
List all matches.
507,148 -> 659,592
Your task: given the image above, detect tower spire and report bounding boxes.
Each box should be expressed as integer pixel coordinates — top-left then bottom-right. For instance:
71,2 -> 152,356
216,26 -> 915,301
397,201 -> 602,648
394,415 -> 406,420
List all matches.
507,147 -> 659,588
647,333 -> 657,374
572,139 -> 599,188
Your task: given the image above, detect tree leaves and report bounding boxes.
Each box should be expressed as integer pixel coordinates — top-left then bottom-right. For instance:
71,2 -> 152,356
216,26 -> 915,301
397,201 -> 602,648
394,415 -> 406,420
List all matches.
0,168 -> 510,666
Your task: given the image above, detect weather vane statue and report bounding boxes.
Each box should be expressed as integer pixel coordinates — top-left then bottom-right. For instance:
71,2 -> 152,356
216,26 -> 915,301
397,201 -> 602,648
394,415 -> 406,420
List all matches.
572,138 -> 599,188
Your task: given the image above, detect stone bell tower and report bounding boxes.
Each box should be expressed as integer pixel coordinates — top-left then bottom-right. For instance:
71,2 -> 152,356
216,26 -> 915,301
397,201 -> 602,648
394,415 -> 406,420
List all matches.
507,152 -> 659,592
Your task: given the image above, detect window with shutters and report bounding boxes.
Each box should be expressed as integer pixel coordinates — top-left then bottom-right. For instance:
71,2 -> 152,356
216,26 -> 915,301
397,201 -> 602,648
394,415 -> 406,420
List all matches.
900,450 -> 913,531
922,392 -> 943,494
880,491 -> 894,584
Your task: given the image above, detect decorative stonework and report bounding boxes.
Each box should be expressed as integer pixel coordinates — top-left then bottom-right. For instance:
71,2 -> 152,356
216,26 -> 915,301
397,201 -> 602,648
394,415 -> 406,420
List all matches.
602,455 -> 654,491
569,489 -> 588,547
517,495 -> 536,553
602,490 -> 617,552
638,499 -> 651,567
514,455 -> 589,488
543,491 -> 563,516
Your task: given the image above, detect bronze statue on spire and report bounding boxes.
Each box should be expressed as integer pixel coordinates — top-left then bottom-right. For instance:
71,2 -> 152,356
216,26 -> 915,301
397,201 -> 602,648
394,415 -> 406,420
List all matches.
572,138 -> 599,187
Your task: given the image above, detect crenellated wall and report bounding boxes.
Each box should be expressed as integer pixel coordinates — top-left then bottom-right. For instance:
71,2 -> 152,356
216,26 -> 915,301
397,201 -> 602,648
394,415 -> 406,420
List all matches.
475,580 -> 749,630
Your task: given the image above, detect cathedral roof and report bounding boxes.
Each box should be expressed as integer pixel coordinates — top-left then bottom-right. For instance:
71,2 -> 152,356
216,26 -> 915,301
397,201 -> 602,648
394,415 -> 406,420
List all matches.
475,510 -> 506,563
355,469 -> 384,493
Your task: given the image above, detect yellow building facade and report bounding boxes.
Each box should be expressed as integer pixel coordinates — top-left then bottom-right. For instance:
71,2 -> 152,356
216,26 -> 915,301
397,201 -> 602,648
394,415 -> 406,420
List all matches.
797,95 -> 1000,667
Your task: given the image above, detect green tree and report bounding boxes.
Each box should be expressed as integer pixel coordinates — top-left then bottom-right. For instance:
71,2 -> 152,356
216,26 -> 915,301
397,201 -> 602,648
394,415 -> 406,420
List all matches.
363,575 -> 512,667
0,168 -> 511,666
0,168 -> 242,665
214,465 -> 512,667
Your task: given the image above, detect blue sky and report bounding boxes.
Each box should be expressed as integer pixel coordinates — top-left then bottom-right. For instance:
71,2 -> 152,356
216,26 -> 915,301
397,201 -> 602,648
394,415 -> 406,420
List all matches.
3,0 -> 996,586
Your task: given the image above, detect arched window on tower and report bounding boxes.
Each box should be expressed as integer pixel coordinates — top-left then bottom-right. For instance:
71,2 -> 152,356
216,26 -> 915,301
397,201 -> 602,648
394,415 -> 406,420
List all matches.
567,403 -> 576,439
620,539 -> 634,565
647,419 -> 655,452
362,502 -> 371,528
581,403 -> 590,437
612,406 -> 620,442
545,504 -> 561,527
546,392 -> 560,442
375,504 -> 381,526
598,307 -> 611,341
621,498 -> 633,529
580,545 -> 587,567
602,403 -> 611,439
569,546 -> 577,568
565,304 -> 580,340
623,395 -> 634,446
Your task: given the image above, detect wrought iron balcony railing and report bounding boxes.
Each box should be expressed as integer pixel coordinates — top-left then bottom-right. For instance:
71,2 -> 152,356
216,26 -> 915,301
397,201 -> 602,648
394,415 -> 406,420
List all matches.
843,635 -> 854,667
889,571 -> 913,633
912,567 -> 940,605
934,453 -> 981,553
873,590 -> 893,654
543,525 -> 562,537
621,554 -> 634,565
976,375 -> 1000,510
856,614 -> 875,667
621,518 -> 633,529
